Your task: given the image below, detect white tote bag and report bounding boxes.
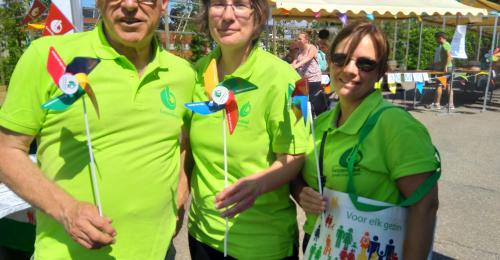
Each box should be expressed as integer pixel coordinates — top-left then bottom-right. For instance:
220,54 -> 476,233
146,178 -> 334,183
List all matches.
304,189 -> 407,260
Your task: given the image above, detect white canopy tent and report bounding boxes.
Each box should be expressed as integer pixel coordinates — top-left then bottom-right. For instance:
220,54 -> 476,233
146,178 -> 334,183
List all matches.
270,0 -> 488,20
269,0 -> 497,111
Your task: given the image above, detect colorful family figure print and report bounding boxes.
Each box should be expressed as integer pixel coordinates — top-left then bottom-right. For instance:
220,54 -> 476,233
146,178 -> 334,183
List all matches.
325,214 -> 334,229
305,189 -> 407,260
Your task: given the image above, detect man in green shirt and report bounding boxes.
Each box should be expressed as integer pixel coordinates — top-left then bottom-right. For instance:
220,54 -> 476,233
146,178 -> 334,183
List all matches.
429,31 -> 454,110
0,0 -> 195,259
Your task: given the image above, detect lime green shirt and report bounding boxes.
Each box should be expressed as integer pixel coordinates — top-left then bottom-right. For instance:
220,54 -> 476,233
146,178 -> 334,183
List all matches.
0,23 -> 196,259
302,91 -> 439,234
188,46 -> 307,259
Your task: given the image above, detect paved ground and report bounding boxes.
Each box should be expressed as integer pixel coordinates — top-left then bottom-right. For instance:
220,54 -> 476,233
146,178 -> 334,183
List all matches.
173,87 -> 500,260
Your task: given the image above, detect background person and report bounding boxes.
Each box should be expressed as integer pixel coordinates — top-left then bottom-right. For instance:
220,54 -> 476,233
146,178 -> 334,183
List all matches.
0,0 -> 196,259
292,32 -> 329,117
429,31 -> 454,110
185,0 -> 307,259
292,22 -> 440,259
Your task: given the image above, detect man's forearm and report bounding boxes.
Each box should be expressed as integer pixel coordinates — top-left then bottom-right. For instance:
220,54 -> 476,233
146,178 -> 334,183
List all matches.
0,130 -> 76,224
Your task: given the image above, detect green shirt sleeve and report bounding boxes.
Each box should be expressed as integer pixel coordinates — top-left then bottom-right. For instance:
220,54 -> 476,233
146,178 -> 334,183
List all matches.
383,110 -> 439,180
266,69 -> 307,155
0,42 -> 50,136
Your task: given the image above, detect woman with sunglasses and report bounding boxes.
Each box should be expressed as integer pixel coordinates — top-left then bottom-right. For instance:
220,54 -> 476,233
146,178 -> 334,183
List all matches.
184,0 -> 307,259
292,22 -> 440,259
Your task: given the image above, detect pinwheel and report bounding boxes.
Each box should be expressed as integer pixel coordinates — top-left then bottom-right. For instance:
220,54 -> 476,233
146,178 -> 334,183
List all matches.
290,79 -> 325,214
184,60 -> 258,134
184,59 -> 257,256
41,47 -> 103,215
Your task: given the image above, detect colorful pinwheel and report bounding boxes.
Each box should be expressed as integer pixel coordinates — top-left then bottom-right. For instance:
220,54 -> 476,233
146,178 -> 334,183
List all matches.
289,78 -> 309,124
184,60 -> 257,134
42,47 -> 103,215
289,78 -> 325,212
42,47 -> 100,116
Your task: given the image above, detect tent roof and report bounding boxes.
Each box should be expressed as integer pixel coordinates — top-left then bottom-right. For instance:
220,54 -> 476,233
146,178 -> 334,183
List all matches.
460,0 -> 500,12
422,0 -> 499,29
270,0 -> 488,20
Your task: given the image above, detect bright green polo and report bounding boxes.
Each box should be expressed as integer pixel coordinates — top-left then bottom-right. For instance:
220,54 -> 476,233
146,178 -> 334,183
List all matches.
0,22 -> 196,259
302,91 -> 439,235
188,46 -> 307,259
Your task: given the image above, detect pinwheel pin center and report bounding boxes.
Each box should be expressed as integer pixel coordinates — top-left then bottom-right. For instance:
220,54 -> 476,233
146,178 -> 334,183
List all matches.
212,86 -> 230,105
59,73 -> 79,95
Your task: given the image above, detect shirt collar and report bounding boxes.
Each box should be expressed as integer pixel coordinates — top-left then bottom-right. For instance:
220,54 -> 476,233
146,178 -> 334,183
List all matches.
203,45 -> 259,80
316,91 -> 384,135
91,22 -> 168,69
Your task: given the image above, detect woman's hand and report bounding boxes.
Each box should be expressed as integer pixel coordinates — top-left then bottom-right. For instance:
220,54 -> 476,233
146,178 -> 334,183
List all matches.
215,174 -> 263,218
296,186 -> 326,214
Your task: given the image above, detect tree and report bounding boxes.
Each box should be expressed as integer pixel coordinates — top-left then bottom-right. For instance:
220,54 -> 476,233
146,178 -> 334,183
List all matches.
0,0 -> 30,86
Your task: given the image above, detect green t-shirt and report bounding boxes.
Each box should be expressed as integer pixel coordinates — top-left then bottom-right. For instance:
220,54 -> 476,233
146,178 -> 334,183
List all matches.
0,23 -> 196,259
188,46 -> 307,259
302,91 -> 439,235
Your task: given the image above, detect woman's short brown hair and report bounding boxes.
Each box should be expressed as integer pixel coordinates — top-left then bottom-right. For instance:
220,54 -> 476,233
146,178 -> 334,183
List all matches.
329,21 -> 390,78
198,0 -> 270,46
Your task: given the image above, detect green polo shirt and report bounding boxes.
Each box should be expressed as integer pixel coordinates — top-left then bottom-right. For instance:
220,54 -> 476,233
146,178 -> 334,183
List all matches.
302,91 -> 439,235
188,46 -> 307,259
0,22 -> 196,259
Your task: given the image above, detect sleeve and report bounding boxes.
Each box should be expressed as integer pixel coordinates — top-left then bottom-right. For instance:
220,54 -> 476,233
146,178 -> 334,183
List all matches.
384,113 -> 439,180
266,65 -> 308,155
0,43 -> 49,136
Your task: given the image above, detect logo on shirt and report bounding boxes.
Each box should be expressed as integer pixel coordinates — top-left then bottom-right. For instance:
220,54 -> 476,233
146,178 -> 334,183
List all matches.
160,86 -> 176,110
339,147 -> 363,168
240,101 -> 251,117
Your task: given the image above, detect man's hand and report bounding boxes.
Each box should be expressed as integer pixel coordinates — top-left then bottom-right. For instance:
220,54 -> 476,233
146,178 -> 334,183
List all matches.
215,175 -> 262,218
296,186 -> 326,214
62,201 -> 116,249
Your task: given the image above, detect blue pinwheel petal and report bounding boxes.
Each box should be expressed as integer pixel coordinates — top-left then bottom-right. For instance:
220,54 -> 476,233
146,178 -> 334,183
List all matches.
66,57 -> 100,75
292,95 -> 309,124
41,88 -> 85,111
185,101 -> 225,115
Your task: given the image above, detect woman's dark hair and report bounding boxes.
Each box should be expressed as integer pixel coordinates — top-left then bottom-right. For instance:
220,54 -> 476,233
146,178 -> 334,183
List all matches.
329,21 -> 390,78
197,0 -> 270,46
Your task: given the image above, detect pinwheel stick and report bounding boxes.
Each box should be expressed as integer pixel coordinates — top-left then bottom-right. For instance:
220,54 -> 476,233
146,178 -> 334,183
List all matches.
307,102 -> 323,196
222,113 -> 229,257
307,102 -> 325,221
82,97 -> 103,216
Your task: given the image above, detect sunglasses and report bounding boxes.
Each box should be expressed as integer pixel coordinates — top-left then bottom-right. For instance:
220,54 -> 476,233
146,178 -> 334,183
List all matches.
331,53 -> 378,72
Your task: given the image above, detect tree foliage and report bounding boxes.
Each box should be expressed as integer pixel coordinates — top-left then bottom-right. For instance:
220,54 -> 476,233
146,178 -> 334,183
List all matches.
0,0 -> 29,86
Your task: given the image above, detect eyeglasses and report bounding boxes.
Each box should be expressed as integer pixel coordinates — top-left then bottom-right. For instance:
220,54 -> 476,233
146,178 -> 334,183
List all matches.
110,0 -> 157,6
209,2 -> 253,17
331,53 -> 378,72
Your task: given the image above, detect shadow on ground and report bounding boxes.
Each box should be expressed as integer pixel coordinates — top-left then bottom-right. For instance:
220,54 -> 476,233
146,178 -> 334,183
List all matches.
432,251 -> 456,260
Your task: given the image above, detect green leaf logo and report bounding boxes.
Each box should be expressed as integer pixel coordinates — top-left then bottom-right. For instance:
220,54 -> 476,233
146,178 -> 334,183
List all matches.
339,147 -> 363,168
240,101 -> 251,117
160,86 -> 176,110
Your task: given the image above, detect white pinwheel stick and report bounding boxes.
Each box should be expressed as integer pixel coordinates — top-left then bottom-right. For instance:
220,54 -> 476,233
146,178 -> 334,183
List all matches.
82,97 -> 103,216
222,112 -> 229,257
307,102 -> 325,220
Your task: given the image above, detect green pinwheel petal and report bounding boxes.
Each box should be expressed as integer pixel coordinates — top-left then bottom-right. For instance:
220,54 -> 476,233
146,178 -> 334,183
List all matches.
41,87 -> 85,111
220,77 -> 258,94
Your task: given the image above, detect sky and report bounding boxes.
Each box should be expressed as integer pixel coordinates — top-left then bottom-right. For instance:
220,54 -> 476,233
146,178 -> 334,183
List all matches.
82,0 -> 94,7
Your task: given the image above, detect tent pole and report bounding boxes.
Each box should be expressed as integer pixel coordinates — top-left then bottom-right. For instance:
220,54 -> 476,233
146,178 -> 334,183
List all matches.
442,16 -> 446,31
476,26 -> 483,61
417,20 -> 424,70
482,14 -> 498,112
272,20 -> 277,55
393,19 -> 398,61
404,19 -> 412,70
70,0 -> 84,32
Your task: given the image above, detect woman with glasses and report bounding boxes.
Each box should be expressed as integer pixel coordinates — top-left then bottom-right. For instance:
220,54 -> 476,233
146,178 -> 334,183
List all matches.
292,22 -> 440,258
292,32 -> 329,117
185,0 -> 306,259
